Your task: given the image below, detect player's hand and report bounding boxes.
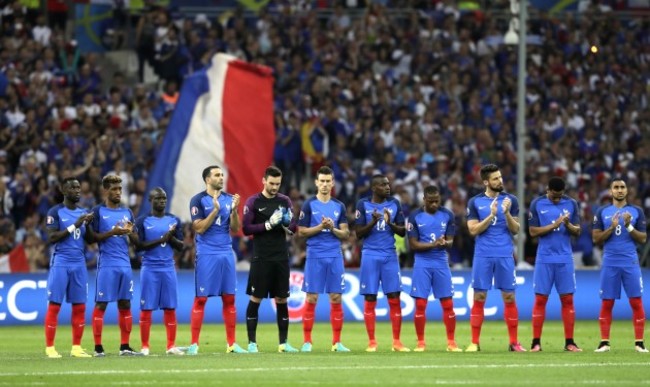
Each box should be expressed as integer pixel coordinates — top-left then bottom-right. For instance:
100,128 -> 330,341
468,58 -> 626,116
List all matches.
383,208 -> 391,223
611,212 -> 621,228
75,213 -> 94,227
212,194 -> 220,213
163,226 -> 176,242
501,197 -> 511,213
321,216 -> 334,230
371,209 -> 381,224
269,209 -> 283,227
622,211 -> 632,227
231,194 -> 240,210
433,237 -> 447,248
282,207 -> 292,226
490,197 -> 498,216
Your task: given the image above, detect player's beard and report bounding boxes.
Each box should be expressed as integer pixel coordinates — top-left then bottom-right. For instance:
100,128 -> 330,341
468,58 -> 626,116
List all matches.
490,183 -> 504,193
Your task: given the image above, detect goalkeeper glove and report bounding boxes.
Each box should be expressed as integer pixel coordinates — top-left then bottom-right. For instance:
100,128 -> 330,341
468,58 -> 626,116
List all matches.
282,208 -> 292,226
265,209 -> 283,230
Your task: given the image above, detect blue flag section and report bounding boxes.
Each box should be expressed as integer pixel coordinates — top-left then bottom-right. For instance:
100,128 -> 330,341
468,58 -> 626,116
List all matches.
1,270 -> 648,325
74,4 -> 115,53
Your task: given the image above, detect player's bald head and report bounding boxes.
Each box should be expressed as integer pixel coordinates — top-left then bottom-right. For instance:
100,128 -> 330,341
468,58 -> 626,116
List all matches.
148,186 -> 166,200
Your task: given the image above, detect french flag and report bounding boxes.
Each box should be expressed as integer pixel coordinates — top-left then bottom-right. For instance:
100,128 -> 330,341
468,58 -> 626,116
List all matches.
143,54 -> 275,221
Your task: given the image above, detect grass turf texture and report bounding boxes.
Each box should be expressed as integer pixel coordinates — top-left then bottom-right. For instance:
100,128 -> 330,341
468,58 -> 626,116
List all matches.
1,321 -> 648,386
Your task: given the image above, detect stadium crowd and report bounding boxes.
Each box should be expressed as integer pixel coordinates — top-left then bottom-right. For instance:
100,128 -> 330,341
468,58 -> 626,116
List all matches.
0,0 -> 648,272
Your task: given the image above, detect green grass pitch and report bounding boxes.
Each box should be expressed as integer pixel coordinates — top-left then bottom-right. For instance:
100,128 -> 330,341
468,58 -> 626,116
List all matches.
0,320 -> 648,386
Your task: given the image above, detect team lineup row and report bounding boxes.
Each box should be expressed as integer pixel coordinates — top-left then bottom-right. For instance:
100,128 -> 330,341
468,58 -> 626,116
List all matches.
43,164 -> 647,357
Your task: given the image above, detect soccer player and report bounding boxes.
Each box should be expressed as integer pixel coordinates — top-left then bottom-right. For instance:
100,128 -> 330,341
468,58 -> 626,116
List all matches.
44,177 -> 95,358
242,166 -> 298,353
89,174 -> 142,356
133,187 -> 185,356
528,176 -> 582,352
298,166 -> 351,352
592,177 -> 648,353
354,174 -> 410,352
187,165 -> 247,354
465,164 -> 525,352
408,185 -> 462,352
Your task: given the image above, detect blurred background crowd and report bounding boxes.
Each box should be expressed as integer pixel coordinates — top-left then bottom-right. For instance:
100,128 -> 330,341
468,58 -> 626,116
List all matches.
0,0 -> 648,273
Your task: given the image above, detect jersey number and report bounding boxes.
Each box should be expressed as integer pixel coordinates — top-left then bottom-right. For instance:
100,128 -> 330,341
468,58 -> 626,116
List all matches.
73,228 -> 82,240
615,224 -> 622,236
215,216 -> 222,226
491,216 -> 497,226
376,220 -> 386,231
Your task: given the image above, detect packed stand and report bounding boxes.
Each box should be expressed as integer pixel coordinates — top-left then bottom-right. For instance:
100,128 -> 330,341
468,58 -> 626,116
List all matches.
0,0 -> 648,272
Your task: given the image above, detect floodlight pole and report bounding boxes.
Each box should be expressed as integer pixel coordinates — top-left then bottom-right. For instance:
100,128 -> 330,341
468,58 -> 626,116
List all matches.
515,0 -> 527,265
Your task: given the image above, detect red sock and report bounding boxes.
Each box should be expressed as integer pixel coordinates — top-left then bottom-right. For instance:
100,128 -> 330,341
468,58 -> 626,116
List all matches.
190,297 -> 207,345
222,294 -> 236,346
139,310 -> 152,349
504,301 -> 519,344
302,302 -> 316,344
44,303 -> 61,347
164,309 -> 177,350
629,297 -> 646,341
414,298 -> 427,342
441,298 -> 456,342
560,294 -> 575,340
118,308 -> 132,346
71,304 -> 85,346
532,294 -> 548,339
92,307 -> 105,345
599,299 -> 614,340
364,300 -> 377,341
470,300 -> 485,344
330,302 -> 343,344
388,297 -> 402,341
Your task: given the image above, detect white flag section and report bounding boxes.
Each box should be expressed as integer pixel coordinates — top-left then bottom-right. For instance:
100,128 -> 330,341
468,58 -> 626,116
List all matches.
142,54 -> 275,222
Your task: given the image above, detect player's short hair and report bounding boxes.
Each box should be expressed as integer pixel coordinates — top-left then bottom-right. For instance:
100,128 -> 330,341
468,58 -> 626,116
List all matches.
148,186 -> 166,200
202,165 -> 221,182
316,165 -> 333,177
423,185 -> 440,196
60,176 -> 78,189
265,166 -> 282,179
609,176 -> 627,187
102,174 -> 122,189
548,176 -> 566,192
371,174 -> 387,186
479,164 -> 500,181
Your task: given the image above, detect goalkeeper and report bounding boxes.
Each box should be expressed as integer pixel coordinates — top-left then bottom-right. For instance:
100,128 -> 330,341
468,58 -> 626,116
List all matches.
241,166 -> 298,353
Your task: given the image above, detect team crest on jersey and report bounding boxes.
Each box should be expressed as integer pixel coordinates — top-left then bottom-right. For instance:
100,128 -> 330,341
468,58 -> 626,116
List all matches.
334,211 -> 339,217
243,205 -> 249,214
46,216 -> 54,225
299,211 -> 305,220
355,210 -> 360,219
191,206 -> 198,216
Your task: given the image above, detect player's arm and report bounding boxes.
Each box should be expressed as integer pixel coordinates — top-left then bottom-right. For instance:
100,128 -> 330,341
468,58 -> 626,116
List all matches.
192,195 -> 220,235
242,197 -> 268,235
623,210 -> 647,244
228,194 -> 241,233
92,222 -> 133,242
467,197 -> 496,236
408,235 -> 434,251
592,211 -> 616,245
331,222 -> 350,240
529,216 -> 564,238
354,210 -> 380,239
47,212 -> 94,244
386,215 -> 406,237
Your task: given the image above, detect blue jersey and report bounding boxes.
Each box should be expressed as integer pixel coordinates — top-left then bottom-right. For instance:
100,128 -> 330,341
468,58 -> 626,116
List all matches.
135,213 -> 183,269
593,204 -> 646,267
299,196 -> 348,258
91,204 -> 134,268
354,197 -> 404,254
46,204 -> 88,267
407,207 -> 456,268
467,192 -> 519,258
529,195 -> 580,264
189,191 -> 235,255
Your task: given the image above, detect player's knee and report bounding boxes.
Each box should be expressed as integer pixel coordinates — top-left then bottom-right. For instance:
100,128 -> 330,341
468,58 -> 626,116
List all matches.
275,297 -> 287,304
194,296 -> 208,307
473,291 -> 487,302
364,295 -> 377,302
95,302 -> 108,311
386,292 -> 400,299
501,292 -> 515,303
306,293 -> 320,304
222,294 -> 235,307
117,300 -> 131,309
328,293 -> 341,304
